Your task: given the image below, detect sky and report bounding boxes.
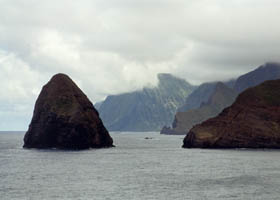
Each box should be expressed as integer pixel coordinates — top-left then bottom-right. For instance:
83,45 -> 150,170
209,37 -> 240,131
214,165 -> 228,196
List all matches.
0,0 -> 280,130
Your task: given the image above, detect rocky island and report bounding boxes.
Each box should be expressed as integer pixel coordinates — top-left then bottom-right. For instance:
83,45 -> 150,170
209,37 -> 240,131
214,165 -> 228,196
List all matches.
23,73 -> 113,149
183,79 -> 280,148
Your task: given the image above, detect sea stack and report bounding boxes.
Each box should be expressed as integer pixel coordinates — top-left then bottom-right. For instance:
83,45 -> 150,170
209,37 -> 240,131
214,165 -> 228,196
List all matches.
23,73 -> 113,149
183,79 -> 280,148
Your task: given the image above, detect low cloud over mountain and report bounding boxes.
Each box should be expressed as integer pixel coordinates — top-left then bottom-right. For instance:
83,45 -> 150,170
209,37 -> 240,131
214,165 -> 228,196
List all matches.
1,0 -> 280,129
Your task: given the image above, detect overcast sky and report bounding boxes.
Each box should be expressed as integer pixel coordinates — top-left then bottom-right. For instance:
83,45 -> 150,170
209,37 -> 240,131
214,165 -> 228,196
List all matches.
1,0 -> 280,130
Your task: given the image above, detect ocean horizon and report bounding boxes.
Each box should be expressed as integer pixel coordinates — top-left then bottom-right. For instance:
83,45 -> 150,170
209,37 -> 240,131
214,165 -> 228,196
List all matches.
1,131 -> 280,200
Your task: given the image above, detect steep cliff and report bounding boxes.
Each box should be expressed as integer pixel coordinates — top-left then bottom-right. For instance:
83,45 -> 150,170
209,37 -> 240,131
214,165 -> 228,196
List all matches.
98,73 -> 195,131
183,79 -> 280,148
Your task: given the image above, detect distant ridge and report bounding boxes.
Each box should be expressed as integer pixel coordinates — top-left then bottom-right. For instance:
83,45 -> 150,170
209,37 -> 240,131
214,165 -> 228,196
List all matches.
177,82 -> 218,112
234,62 -> 280,93
161,82 -> 237,135
177,79 -> 235,113
183,79 -> 280,148
162,62 -> 280,135
0,131 -> 26,134
97,73 -> 196,131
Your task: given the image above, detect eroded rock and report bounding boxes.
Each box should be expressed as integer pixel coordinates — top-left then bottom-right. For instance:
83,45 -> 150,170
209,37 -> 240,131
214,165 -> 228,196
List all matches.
23,73 -> 113,149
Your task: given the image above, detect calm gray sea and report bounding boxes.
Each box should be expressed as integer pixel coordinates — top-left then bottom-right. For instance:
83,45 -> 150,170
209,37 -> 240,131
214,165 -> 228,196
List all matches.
1,132 -> 280,200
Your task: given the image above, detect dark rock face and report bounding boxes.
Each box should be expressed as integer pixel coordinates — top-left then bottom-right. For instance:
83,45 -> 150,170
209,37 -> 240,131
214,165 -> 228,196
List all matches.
183,79 -> 280,148
23,73 -> 113,149
161,82 -> 237,135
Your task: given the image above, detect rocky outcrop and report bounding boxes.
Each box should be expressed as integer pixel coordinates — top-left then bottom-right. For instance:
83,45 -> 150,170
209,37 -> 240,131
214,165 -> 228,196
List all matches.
23,73 -> 113,149
183,79 -> 280,148
161,82 -> 237,135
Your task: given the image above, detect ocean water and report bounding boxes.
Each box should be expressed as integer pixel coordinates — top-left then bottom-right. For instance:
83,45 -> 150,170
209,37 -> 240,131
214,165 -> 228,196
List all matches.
1,132 -> 280,200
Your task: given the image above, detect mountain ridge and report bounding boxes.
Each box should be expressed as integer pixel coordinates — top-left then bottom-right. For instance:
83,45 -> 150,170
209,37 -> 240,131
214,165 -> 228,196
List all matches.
183,79 -> 280,148
161,82 -> 237,135
234,62 -> 280,93
97,73 -> 196,131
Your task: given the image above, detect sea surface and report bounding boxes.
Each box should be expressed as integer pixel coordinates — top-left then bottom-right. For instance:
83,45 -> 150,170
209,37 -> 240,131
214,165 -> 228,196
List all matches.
1,132 -> 280,200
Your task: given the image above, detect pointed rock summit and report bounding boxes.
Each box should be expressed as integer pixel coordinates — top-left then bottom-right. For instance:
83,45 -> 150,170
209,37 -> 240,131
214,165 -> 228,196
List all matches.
23,73 -> 113,149
183,79 -> 280,148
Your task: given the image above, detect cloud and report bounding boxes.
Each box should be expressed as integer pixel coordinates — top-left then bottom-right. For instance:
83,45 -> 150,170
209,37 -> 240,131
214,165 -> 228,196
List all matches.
0,0 -> 280,129
0,50 -> 43,130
